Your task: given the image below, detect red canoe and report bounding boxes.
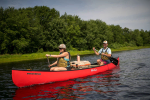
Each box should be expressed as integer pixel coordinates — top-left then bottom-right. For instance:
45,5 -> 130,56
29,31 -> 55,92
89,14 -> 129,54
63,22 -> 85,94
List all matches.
12,57 -> 119,87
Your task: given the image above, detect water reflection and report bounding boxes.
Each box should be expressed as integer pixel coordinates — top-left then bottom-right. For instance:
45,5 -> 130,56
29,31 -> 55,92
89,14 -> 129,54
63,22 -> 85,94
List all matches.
1,48 -> 150,99
13,66 -> 120,100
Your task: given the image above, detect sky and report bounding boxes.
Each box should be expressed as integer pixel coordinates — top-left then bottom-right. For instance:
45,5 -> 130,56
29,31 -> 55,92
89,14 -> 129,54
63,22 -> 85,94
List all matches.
0,0 -> 150,31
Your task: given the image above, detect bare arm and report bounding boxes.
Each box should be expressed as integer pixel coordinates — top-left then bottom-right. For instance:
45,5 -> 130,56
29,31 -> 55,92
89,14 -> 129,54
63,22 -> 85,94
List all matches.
51,61 -> 57,66
46,52 -> 68,58
93,47 -> 100,55
49,61 -> 57,67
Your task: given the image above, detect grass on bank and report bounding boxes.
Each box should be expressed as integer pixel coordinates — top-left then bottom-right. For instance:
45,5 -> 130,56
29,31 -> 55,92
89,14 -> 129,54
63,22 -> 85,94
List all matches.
0,46 -> 150,64
0,50 -> 94,64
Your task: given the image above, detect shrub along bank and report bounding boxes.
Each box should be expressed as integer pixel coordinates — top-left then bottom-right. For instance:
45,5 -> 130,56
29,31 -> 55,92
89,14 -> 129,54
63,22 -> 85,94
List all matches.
0,46 -> 150,64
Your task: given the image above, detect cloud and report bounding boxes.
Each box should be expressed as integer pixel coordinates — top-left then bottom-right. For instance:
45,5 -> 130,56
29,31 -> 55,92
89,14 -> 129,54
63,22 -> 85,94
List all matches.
0,0 -> 150,30
75,0 -> 150,30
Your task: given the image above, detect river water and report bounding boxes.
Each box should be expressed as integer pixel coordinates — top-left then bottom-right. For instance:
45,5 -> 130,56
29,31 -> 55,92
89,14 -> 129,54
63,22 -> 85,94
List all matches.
0,48 -> 150,100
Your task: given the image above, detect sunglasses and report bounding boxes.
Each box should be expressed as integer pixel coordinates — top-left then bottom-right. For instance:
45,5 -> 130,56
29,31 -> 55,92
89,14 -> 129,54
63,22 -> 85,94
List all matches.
59,48 -> 63,50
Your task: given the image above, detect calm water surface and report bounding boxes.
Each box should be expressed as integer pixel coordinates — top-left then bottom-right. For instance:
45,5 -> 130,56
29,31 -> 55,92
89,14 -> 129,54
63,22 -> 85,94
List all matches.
0,48 -> 150,100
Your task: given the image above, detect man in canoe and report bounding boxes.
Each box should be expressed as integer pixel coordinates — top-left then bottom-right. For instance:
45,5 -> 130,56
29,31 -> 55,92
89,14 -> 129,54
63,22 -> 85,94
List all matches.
93,40 -> 111,66
46,44 -> 71,71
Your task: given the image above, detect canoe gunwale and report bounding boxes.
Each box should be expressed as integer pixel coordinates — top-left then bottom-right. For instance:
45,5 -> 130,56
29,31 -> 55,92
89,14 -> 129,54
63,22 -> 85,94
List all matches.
12,57 -> 119,87
12,57 -> 119,72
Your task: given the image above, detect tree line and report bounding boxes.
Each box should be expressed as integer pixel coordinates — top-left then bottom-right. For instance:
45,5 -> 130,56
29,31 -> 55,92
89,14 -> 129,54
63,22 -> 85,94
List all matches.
0,6 -> 150,54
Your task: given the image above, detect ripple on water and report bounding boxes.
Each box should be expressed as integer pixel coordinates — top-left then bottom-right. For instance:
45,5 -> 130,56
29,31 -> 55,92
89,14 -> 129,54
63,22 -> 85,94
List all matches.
0,48 -> 150,100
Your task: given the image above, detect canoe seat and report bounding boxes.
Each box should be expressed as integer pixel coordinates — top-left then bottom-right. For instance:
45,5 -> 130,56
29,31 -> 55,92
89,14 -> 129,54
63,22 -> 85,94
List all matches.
70,61 -> 99,69
71,61 -> 91,69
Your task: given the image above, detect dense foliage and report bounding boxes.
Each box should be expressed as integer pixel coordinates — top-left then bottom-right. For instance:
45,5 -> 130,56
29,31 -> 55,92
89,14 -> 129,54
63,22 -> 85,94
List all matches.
0,6 -> 150,54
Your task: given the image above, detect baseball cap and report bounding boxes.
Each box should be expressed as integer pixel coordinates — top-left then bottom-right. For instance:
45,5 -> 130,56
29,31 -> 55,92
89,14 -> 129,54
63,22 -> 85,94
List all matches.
58,44 -> 66,49
103,40 -> 108,44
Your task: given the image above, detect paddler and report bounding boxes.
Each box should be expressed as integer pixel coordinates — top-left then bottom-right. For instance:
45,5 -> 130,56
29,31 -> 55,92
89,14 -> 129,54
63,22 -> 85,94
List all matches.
93,40 -> 112,66
46,44 -> 71,71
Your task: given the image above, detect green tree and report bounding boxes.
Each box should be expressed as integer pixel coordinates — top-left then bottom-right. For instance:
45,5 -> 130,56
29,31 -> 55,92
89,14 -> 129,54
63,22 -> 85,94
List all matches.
0,6 -> 150,54
110,25 -> 124,44
140,29 -> 150,45
132,29 -> 143,46
122,27 -> 132,43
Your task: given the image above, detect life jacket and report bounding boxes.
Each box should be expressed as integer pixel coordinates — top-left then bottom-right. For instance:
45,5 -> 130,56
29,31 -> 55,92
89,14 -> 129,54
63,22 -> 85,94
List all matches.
101,47 -> 109,60
57,52 -> 71,67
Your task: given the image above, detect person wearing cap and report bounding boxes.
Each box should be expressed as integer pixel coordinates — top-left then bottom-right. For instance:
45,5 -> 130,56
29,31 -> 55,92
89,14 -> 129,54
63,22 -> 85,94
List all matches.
93,40 -> 111,66
46,44 -> 71,71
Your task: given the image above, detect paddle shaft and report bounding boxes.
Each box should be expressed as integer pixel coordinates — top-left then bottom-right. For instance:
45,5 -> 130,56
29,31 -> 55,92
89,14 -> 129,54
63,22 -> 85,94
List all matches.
47,57 -> 50,65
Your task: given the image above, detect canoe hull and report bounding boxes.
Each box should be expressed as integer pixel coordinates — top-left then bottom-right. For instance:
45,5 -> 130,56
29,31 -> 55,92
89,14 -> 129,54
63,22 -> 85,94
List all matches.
12,57 -> 119,87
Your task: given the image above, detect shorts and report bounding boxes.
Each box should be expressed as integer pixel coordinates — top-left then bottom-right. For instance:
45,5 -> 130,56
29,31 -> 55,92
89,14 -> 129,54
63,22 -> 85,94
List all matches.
66,67 -> 72,71
100,59 -> 111,64
49,67 -> 72,71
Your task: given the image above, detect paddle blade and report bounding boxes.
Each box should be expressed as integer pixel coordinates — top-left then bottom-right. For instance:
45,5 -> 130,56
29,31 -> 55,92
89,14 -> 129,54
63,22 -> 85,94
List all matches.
109,57 -> 118,65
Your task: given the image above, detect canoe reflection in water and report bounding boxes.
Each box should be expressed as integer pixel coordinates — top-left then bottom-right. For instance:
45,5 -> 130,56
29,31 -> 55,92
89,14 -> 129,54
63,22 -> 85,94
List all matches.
13,66 -> 120,100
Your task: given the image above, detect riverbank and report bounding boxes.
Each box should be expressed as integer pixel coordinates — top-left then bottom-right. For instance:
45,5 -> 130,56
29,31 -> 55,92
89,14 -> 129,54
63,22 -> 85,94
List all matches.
0,46 -> 150,64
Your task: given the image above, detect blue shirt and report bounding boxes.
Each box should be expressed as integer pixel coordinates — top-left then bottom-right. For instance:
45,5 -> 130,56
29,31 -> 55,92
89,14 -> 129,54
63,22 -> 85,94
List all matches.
98,47 -> 111,54
64,57 -> 70,67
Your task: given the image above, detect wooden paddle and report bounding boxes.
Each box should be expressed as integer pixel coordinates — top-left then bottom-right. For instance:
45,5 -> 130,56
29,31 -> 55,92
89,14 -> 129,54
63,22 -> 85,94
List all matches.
103,55 -> 118,65
95,49 -> 118,65
47,56 -> 50,65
